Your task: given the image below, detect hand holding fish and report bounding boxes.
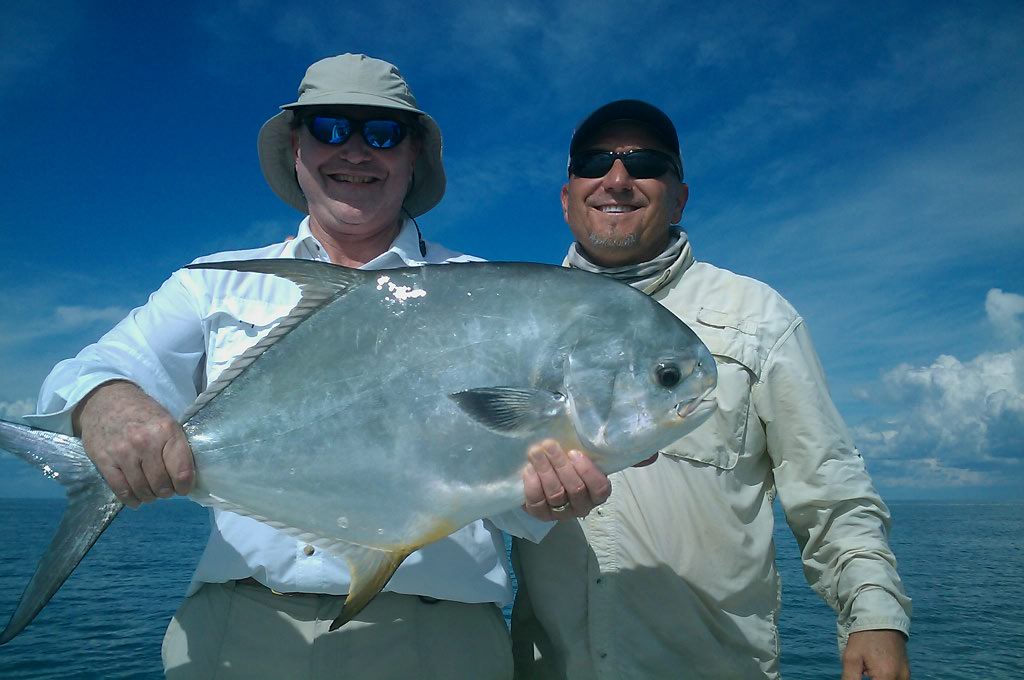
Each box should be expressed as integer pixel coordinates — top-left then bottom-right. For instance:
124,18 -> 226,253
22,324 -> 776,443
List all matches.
73,380 -> 195,508
521,439 -> 611,520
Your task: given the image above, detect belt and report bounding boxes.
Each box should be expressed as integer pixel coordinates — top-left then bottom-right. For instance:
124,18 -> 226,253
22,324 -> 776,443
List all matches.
233,577 -> 441,604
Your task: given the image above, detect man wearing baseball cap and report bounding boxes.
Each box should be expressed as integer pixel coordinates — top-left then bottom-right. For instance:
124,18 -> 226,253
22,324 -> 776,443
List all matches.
25,54 -> 570,679
511,100 -> 912,679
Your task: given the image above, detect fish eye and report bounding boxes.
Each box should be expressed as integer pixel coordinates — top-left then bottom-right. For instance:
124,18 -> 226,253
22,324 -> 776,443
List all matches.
655,363 -> 682,388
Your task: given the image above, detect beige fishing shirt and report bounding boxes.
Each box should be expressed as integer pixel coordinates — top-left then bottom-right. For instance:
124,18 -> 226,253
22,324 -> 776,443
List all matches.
512,256 -> 911,680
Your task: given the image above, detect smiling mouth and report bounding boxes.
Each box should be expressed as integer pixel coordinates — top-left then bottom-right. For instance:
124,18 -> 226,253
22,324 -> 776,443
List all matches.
597,205 -> 638,214
328,173 -> 379,184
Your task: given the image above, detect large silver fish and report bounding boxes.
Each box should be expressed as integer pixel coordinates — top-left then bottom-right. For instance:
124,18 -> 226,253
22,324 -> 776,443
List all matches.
0,260 -> 717,644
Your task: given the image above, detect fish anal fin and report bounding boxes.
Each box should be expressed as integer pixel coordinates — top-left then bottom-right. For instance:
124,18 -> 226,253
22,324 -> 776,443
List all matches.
449,387 -> 566,437
329,546 -> 413,631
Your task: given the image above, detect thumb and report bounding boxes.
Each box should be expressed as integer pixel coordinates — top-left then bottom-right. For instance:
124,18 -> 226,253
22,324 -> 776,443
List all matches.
163,428 -> 196,496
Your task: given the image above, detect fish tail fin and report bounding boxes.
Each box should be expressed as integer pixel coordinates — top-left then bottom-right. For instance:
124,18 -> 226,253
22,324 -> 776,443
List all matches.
0,419 -> 122,645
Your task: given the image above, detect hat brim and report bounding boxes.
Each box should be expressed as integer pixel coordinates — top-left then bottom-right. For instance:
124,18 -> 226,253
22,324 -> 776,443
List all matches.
258,104 -> 445,217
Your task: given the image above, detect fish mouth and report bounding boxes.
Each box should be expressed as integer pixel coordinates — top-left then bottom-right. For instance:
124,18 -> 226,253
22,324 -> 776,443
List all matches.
675,396 -> 718,420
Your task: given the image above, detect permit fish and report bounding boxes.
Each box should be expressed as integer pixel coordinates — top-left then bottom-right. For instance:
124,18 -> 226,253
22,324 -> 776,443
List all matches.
0,260 -> 716,644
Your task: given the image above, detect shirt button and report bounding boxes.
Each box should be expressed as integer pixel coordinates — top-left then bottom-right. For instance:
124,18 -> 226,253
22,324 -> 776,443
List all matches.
303,544 -> 315,556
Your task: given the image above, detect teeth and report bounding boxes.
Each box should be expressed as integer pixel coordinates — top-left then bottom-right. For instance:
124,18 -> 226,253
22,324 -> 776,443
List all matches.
599,205 -> 635,213
331,174 -> 375,184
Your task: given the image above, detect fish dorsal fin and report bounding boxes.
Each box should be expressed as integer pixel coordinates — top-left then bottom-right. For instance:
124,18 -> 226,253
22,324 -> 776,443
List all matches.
449,387 -> 566,436
186,258 -> 367,291
181,259 -> 369,422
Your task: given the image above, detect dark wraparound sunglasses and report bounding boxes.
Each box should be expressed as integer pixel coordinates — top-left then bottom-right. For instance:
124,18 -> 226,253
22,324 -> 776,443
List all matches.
304,115 -> 409,149
569,149 -> 681,179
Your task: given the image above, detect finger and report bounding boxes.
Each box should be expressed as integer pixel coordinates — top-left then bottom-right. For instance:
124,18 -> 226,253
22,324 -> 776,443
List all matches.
522,463 -> 545,506
140,440 -> 176,499
520,502 -> 556,522
867,660 -> 903,680
534,442 -> 592,516
81,433 -> 139,507
163,430 -> 196,496
543,447 -> 591,515
97,464 -> 141,509
527,441 -> 571,509
111,432 -> 159,504
840,654 -> 864,680
121,455 -> 158,504
521,465 -> 556,522
568,450 -> 611,506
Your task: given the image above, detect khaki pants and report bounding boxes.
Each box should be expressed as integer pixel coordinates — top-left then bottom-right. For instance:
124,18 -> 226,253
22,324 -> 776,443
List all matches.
162,581 -> 513,679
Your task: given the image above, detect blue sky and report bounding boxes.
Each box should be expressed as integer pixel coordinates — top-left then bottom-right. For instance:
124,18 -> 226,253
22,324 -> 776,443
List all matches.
1,1 -> 1021,500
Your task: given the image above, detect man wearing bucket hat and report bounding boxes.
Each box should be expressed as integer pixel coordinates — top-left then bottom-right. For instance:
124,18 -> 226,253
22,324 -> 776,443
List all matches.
511,101 -> 912,679
25,54 -> 570,679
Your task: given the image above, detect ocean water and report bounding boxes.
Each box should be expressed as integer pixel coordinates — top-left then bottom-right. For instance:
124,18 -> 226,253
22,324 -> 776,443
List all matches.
0,499 -> 1021,679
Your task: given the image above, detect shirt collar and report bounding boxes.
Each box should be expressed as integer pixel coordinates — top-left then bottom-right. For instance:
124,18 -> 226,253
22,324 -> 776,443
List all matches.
286,216 -> 428,269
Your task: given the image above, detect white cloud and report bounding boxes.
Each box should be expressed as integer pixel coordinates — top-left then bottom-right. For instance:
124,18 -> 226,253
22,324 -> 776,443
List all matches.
855,289 -> 1024,488
55,305 -> 128,328
0,301 -> 130,349
0,399 -> 33,424
986,289 -> 1024,345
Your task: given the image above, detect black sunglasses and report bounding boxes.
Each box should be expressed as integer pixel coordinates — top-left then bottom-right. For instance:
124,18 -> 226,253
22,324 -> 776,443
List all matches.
304,115 -> 409,149
569,149 -> 681,179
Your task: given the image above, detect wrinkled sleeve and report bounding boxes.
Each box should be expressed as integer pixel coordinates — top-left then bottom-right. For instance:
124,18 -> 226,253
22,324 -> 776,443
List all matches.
754,319 -> 911,646
24,270 -> 207,435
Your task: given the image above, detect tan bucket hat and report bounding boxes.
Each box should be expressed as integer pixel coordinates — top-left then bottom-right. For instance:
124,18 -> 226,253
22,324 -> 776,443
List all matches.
258,53 -> 445,217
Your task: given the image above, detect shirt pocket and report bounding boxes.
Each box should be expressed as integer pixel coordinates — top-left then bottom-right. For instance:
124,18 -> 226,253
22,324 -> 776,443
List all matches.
203,296 -> 293,384
659,306 -> 763,471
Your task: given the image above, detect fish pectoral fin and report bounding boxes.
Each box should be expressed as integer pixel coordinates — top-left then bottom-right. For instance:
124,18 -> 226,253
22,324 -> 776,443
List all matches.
449,387 -> 566,436
329,545 -> 413,631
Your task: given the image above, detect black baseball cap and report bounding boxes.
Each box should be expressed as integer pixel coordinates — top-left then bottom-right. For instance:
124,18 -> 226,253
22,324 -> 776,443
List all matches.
568,99 -> 683,178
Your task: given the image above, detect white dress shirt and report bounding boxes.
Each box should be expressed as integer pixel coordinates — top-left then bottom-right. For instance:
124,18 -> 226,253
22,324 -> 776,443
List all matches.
27,217 -> 549,605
